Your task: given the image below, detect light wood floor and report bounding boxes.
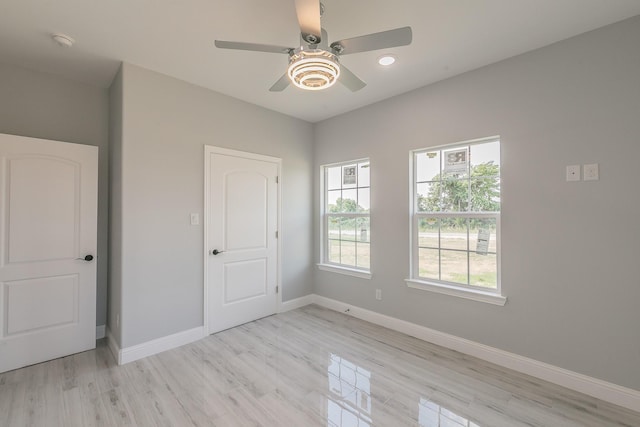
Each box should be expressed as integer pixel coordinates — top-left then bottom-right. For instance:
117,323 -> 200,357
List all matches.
1,305 -> 639,426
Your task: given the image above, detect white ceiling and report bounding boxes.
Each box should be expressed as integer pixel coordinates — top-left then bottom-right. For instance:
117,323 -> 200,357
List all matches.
2,1 -> 640,123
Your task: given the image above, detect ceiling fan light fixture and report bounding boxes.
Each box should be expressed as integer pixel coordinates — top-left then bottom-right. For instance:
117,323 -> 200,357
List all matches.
287,49 -> 340,91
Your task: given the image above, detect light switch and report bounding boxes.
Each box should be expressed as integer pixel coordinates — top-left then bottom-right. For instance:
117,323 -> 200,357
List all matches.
583,163 -> 599,181
190,213 -> 199,226
566,165 -> 580,182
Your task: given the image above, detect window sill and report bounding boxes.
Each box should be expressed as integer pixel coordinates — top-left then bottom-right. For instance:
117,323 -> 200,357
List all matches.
317,264 -> 372,280
405,279 -> 506,306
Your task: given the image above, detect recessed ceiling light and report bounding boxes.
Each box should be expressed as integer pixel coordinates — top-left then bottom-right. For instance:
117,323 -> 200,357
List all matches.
378,55 -> 396,66
51,33 -> 75,48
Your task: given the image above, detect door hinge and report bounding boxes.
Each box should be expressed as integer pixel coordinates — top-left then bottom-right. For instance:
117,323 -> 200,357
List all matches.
275,231 -> 278,238
276,286 -> 279,294
275,176 -> 279,184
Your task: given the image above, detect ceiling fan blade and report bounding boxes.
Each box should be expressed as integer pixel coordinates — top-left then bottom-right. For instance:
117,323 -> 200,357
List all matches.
331,26 -> 412,55
215,40 -> 292,54
339,65 -> 366,92
269,73 -> 291,92
294,0 -> 322,44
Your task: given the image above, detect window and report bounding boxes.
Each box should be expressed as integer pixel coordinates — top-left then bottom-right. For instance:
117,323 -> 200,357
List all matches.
408,138 -> 504,304
320,159 -> 371,277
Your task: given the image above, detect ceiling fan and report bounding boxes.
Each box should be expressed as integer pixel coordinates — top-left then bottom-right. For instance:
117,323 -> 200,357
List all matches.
214,0 -> 412,92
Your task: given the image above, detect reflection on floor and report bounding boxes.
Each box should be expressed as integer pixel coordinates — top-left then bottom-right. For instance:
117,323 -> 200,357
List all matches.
1,304 -> 639,426
419,397 -> 479,427
328,353 -> 372,426
326,353 -> 480,427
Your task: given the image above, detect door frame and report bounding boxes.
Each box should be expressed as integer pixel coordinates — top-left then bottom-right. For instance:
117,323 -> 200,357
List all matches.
203,145 -> 282,335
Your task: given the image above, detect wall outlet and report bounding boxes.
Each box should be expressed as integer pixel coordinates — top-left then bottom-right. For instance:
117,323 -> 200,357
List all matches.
566,165 -> 580,181
583,163 -> 599,181
375,289 -> 382,300
190,213 -> 200,225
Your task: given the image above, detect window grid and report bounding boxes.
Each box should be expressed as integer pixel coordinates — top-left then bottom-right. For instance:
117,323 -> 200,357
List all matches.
414,213 -> 499,290
326,214 -> 370,267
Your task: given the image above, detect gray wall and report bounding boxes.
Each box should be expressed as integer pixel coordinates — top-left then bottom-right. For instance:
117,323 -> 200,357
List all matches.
0,62 -> 110,329
313,16 -> 640,391
114,63 -> 314,348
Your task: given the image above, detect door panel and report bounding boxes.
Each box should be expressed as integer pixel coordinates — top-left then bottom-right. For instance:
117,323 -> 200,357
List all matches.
0,133 -> 97,373
7,156 -> 79,263
4,275 -> 78,336
224,258 -> 267,303
225,171 -> 268,250
206,147 -> 279,334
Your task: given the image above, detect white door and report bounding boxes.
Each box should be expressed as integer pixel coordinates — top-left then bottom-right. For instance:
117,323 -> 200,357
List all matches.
0,133 -> 98,373
205,146 -> 279,334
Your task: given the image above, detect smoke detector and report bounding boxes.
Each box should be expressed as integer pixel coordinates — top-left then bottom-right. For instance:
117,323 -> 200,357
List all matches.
52,33 -> 75,48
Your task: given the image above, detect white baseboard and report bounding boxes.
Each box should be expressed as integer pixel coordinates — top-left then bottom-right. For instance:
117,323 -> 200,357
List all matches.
280,294 -> 315,313
118,326 -> 205,365
103,293 -> 316,366
96,324 -> 106,339
311,294 -> 640,413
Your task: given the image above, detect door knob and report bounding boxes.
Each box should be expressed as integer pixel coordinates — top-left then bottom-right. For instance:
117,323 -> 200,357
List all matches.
210,249 -> 225,255
76,255 -> 94,261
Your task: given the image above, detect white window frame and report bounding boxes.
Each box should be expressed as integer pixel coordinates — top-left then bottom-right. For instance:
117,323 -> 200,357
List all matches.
318,158 -> 372,279
406,137 -> 506,305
